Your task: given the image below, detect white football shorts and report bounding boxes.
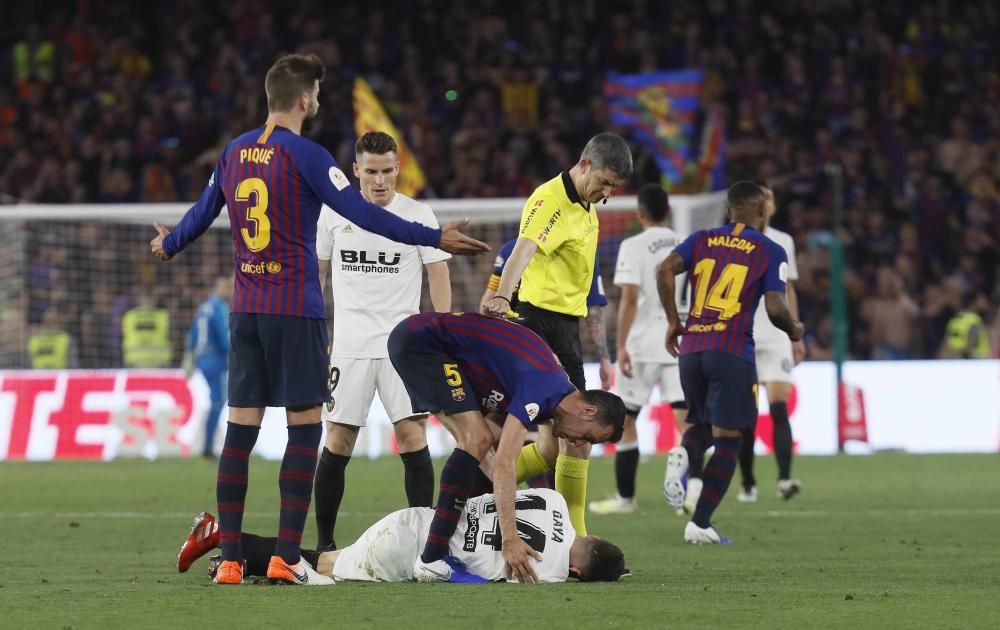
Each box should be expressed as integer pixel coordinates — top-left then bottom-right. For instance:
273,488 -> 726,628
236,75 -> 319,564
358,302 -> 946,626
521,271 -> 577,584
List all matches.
322,357 -> 424,426
755,342 -> 794,384
332,507 -> 433,582
617,361 -> 685,410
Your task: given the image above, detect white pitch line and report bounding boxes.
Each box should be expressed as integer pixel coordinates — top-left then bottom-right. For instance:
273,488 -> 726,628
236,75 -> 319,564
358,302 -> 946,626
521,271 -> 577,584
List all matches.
0,510 -> 386,519
2,508 -> 999,519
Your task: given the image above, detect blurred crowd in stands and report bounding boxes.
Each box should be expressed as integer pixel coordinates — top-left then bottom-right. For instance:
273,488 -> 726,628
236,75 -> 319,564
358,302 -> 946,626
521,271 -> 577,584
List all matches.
2,0 -> 997,365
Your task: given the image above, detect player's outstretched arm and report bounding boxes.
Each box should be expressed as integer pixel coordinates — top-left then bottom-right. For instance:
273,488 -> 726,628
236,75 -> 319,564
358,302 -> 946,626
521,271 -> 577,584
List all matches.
484,238 -> 537,318
153,161 -> 228,260
301,144 -> 488,254
764,292 -> 805,341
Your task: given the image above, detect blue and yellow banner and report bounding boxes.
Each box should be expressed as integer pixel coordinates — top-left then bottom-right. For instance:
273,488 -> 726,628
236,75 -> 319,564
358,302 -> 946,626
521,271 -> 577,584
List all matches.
605,69 -> 724,190
353,77 -> 427,197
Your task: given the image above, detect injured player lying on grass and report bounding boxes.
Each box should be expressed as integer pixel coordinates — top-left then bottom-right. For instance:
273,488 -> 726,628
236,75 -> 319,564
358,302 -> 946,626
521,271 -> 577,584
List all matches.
177,488 -> 624,584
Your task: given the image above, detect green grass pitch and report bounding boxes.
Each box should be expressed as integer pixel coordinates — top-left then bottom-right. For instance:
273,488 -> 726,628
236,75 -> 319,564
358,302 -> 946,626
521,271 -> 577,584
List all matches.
1,453 -> 998,629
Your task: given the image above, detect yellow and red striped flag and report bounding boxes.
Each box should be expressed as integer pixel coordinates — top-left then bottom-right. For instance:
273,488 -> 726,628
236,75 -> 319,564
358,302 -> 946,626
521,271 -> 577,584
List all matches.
353,77 -> 427,197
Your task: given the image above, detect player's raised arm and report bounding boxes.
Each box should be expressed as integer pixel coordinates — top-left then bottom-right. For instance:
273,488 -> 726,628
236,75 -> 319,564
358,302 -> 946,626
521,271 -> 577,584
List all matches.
299,144 -> 488,255
153,159 -> 228,260
494,414 -> 541,583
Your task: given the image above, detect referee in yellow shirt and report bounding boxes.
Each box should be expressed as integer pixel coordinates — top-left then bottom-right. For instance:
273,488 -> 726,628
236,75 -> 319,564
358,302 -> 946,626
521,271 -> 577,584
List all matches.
483,132 -> 633,536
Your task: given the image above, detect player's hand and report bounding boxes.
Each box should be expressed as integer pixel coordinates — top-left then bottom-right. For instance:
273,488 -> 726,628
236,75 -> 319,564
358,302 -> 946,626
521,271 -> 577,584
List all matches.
789,321 -> 805,342
793,339 -> 807,365
665,321 -> 683,358
617,348 -> 633,379
599,357 -> 614,391
483,295 -> 515,319
150,223 -> 173,261
438,219 -> 490,255
503,538 -> 541,583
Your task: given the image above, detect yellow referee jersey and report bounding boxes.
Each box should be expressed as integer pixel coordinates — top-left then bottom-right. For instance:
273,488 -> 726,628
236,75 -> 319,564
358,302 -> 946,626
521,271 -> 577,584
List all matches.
517,172 -> 598,317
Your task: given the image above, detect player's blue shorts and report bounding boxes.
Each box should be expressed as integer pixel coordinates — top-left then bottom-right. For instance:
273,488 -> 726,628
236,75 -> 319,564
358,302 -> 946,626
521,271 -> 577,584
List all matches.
228,313 -> 329,409
386,320 -> 481,417
679,350 -> 758,430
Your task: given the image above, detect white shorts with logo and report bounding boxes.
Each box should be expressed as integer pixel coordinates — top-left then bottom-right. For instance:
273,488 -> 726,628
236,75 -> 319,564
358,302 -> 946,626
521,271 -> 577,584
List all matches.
617,361 -> 685,410
332,507 -> 433,582
755,341 -> 794,383
323,357 -> 424,426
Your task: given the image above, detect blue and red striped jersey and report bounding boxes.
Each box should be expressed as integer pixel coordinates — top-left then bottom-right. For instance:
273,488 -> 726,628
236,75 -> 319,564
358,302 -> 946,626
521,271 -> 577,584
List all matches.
406,312 -> 576,428
673,222 -> 787,363
163,124 -> 442,318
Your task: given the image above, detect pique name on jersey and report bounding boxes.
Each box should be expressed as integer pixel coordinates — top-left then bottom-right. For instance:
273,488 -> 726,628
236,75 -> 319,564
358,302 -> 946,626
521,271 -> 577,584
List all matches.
238,147 -> 275,164
706,235 -> 757,253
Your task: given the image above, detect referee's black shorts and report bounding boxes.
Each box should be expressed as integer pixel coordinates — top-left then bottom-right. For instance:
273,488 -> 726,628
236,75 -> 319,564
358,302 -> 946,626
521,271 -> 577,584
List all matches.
515,302 -> 586,391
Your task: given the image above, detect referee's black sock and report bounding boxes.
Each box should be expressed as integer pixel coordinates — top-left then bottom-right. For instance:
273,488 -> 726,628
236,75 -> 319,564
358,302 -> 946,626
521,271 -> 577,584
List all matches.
614,442 -> 640,500
400,446 -> 435,507
738,423 -> 757,491
314,448 -> 350,549
771,402 -> 793,480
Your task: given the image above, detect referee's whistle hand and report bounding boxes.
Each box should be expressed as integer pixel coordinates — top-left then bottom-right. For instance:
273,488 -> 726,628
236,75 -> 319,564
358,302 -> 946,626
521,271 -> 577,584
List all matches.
438,219 -> 490,255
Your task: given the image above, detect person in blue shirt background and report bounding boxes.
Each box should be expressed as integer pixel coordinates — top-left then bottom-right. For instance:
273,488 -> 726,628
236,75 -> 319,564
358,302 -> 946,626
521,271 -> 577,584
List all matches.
183,275 -> 233,458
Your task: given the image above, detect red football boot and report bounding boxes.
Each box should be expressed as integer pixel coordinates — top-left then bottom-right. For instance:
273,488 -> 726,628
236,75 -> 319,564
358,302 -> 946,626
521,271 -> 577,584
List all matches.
177,511 -> 220,573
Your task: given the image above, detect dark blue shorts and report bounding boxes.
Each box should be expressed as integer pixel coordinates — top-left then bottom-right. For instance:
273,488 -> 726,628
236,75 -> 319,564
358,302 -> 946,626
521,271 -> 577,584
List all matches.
386,321 -> 481,417
679,350 -> 758,430
228,313 -> 329,409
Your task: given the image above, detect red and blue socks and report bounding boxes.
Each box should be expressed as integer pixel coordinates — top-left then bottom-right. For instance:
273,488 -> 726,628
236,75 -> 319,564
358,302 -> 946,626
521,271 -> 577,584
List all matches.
274,423 -> 321,564
217,422 -> 260,562
420,448 -> 479,563
692,436 -> 741,528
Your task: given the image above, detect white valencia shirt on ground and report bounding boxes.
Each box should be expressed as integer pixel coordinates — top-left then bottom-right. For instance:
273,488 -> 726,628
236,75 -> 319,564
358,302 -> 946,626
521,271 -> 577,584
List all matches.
317,193 -> 450,358
613,226 -> 686,364
752,226 -> 798,346
331,488 -> 575,583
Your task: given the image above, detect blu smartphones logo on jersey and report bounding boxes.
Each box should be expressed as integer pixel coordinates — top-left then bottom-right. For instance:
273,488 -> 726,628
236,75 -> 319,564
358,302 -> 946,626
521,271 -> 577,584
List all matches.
240,260 -> 282,274
339,250 -> 402,274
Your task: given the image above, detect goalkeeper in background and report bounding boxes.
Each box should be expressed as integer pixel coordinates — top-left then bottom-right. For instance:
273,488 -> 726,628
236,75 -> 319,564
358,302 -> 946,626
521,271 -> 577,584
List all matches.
481,132 -> 632,537
182,274 -> 233,458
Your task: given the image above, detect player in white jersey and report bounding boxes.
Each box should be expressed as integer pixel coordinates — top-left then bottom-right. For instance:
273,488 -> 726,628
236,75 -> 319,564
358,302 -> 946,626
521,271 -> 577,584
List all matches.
738,184 -> 805,502
313,132 -> 452,549
590,184 -> 699,516
181,489 -> 625,584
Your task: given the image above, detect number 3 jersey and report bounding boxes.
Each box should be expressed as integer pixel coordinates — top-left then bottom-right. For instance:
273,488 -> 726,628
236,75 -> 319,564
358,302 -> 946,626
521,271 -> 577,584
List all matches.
673,222 -> 787,363
162,124 -> 441,318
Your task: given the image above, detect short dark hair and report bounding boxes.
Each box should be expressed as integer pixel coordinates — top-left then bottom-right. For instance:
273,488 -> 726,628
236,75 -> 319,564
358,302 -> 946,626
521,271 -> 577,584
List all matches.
727,180 -> 765,208
355,131 -> 398,158
579,538 -> 625,582
582,390 -> 626,443
265,53 -> 325,112
581,132 -> 633,178
637,183 -> 669,222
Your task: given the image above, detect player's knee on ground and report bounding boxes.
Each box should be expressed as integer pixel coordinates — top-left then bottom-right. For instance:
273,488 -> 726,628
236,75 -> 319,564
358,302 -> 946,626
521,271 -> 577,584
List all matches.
324,422 -> 360,455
